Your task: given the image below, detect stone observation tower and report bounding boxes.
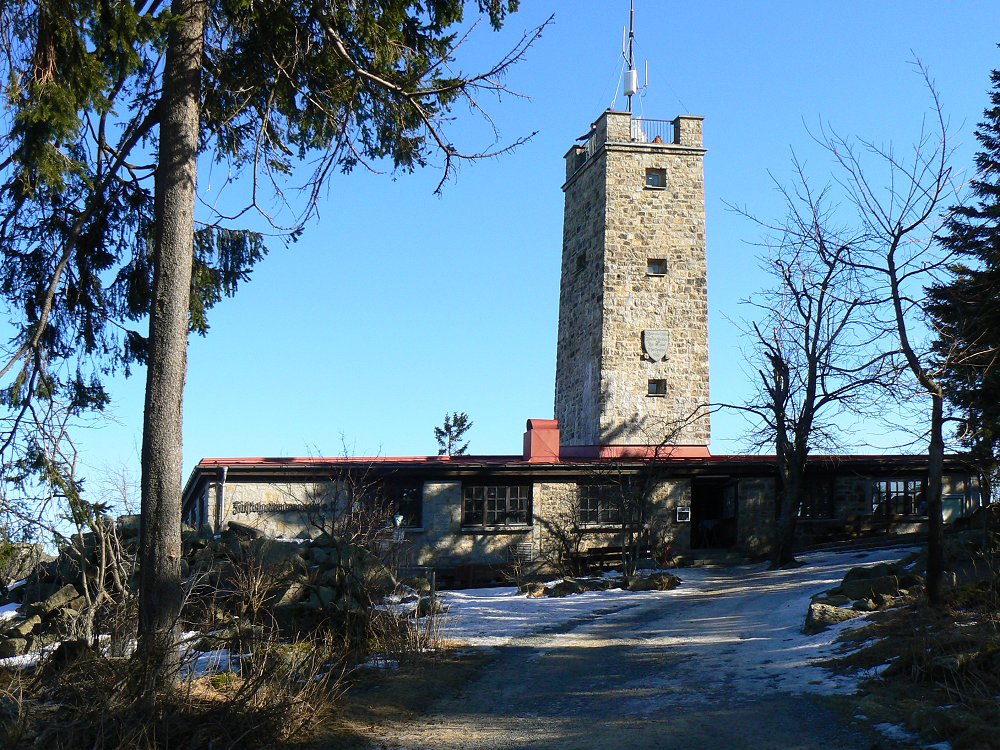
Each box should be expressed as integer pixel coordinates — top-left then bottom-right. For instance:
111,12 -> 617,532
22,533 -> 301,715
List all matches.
553,110 -> 711,452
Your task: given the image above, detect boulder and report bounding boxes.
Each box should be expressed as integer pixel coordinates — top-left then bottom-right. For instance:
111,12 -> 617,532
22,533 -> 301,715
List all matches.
852,598 -> 877,612
227,521 -> 263,540
4,615 -> 41,638
843,563 -> 897,582
415,596 -> 447,617
0,543 -> 53,585
9,581 -> 60,606
813,594 -> 852,607
35,584 -> 81,615
547,579 -> 587,598
647,572 -> 681,591
519,581 -> 546,598
271,581 -> 309,608
625,572 -> 680,591
308,547 -> 331,566
306,586 -> 336,611
400,576 -> 432,595
116,515 -> 142,537
804,602 -> 863,634
840,575 -> 899,601
0,637 -> 28,658
250,538 -> 305,578
874,592 -> 895,608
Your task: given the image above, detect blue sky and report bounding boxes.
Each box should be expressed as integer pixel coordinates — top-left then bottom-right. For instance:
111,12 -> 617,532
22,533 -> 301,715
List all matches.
75,1 -> 1000,482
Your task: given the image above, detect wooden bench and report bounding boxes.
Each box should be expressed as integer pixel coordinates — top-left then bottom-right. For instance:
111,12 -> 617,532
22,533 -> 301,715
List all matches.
573,544 -> 654,573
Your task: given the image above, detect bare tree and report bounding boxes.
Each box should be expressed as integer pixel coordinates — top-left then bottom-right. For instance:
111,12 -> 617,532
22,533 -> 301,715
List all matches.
730,161 -> 893,567
782,66 -> 960,603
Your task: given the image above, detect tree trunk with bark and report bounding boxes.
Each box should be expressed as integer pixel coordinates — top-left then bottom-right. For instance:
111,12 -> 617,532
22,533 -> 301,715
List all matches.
772,456 -> 803,568
137,0 -> 205,690
926,392 -> 946,606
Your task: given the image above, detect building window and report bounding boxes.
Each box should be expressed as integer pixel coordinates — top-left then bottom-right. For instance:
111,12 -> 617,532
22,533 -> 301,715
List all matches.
645,167 -> 666,188
576,253 -> 587,273
462,485 -> 532,528
797,479 -> 835,519
579,484 -> 642,526
871,479 -> 925,517
647,379 -> 667,396
646,258 -> 667,276
385,482 -> 422,528
579,485 -> 620,525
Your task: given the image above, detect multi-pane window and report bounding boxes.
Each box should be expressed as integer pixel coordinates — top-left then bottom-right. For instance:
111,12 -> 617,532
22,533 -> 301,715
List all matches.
579,484 -> 621,525
797,479 -> 835,519
871,479 -> 925,517
578,484 -> 642,526
387,483 -> 422,528
462,485 -> 531,528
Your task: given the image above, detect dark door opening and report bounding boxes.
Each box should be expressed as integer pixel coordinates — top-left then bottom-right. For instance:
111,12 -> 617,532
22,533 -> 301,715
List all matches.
690,478 -> 737,549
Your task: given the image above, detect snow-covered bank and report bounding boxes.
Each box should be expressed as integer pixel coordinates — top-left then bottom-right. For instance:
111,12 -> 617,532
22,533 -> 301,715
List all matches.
439,547 -> 917,696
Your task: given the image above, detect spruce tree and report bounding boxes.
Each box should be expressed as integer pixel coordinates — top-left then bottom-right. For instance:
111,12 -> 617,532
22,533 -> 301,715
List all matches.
0,0 -> 539,690
435,412 -> 472,456
929,66 -> 1000,503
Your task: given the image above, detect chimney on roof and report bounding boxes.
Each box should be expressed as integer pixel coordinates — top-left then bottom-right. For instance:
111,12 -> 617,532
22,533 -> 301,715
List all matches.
523,419 -> 560,463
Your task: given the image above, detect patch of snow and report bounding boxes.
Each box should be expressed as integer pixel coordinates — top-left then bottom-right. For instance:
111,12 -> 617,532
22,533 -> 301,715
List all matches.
362,657 -> 400,670
0,601 -> 20,623
0,642 -> 62,670
180,647 -> 241,678
437,547 -> 920,697
376,600 -> 419,616
874,722 -> 922,744
438,583 -> 670,648
8,578 -> 26,590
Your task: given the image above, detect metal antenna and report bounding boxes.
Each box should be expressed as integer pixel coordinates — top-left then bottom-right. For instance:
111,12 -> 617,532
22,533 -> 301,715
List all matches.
624,0 -> 636,113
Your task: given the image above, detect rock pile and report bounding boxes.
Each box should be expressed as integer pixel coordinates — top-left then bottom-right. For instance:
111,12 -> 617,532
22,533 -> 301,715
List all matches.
519,571 -> 682,599
804,557 -> 925,635
0,519 -> 435,662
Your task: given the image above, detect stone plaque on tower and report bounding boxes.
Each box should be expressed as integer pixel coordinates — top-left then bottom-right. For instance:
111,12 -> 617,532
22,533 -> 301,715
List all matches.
642,330 -> 670,361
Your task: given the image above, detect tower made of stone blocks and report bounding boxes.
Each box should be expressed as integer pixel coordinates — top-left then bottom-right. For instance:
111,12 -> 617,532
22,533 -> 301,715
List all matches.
554,110 -> 710,450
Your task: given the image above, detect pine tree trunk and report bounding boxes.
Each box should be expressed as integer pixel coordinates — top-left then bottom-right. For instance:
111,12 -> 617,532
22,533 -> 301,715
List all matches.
137,0 -> 205,690
925,392 -> 946,607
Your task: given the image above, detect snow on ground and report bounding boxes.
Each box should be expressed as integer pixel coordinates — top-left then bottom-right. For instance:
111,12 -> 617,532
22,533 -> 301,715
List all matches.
438,583 -> 665,648
438,547 -> 918,697
0,601 -> 19,623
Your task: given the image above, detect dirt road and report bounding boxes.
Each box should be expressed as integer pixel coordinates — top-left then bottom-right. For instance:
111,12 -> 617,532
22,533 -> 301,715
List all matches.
371,552 -> 901,750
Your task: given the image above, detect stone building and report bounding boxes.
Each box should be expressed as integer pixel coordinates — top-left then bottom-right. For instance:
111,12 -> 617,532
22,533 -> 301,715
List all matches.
182,107 -> 982,571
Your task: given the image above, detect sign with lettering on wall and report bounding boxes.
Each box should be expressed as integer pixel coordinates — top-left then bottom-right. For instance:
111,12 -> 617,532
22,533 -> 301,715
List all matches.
642,330 -> 670,361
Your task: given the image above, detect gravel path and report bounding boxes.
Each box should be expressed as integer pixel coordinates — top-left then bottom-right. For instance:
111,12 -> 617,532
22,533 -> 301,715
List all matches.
373,553 -> 900,750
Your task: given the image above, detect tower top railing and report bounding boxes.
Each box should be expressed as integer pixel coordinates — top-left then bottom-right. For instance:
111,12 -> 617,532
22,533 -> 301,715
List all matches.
582,117 -> 674,160
568,112 -> 703,183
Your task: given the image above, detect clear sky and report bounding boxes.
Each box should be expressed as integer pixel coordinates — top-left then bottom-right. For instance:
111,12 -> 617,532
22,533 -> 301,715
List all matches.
74,1 -> 1000,484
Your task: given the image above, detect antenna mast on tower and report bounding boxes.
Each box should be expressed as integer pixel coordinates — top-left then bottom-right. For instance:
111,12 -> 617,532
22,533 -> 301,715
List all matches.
622,0 -> 643,114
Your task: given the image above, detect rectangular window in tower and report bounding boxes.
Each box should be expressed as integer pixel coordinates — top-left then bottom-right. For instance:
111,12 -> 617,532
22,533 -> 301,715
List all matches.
645,167 -> 666,189
647,379 -> 667,397
576,253 -> 587,273
646,258 -> 667,276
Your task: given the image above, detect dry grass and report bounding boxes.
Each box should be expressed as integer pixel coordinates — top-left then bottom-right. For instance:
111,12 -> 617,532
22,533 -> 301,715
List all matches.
289,646 -> 497,750
822,552 -> 1000,750
0,630 -> 350,749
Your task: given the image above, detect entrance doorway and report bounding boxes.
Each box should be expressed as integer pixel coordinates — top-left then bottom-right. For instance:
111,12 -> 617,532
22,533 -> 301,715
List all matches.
690,478 -> 738,549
